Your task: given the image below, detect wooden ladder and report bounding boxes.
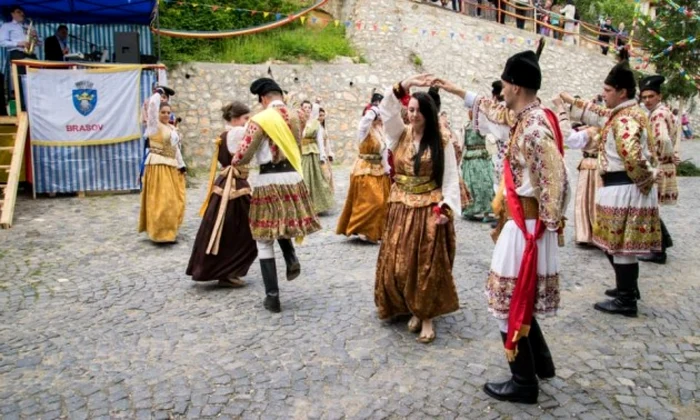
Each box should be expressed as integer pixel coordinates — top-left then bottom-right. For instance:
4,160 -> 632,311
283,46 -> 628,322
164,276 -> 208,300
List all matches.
0,113 -> 28,229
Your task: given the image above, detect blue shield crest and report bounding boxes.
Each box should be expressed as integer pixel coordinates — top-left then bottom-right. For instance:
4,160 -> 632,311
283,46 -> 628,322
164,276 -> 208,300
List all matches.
72,89 -> 98,116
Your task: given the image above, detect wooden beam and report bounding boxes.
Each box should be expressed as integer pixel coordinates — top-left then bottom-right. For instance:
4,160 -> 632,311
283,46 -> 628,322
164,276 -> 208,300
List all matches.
0,112 -> 27,229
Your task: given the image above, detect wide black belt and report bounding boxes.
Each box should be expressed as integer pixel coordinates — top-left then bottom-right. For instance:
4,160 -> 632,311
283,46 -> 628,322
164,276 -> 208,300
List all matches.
583,152 -> 598,159
602,171 -> 634,187
260,160 -> 294,174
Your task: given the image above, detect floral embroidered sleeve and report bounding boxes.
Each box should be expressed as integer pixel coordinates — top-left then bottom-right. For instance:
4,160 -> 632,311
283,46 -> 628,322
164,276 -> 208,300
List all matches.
522,118 -> 568,231
231,121 -> 264,165
613,116 -> 655,195
651,109 -> 673,159
467,95 -> 513,143
570,99 -> 610,128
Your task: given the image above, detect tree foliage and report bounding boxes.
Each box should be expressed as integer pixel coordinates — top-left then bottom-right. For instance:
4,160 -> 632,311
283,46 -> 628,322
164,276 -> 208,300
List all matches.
637,0 -> 699,99
574,0 -> 636,27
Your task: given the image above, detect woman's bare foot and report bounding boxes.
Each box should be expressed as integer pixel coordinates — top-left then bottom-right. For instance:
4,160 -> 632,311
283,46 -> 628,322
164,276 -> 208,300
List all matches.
407,315 -> 421,333
417,319 -> 435,343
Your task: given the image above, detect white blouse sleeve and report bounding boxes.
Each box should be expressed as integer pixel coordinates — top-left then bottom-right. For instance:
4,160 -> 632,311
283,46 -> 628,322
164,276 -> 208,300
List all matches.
325,129 -> 334,158
170,129 -> 185,169
315,125 -> 326,162
440,143 -> 461,213
564,129 -> 590,150
357,110 -> 377,141
378,87 -> 407,150
226,126 -> 246,153
144,92 -> 162,137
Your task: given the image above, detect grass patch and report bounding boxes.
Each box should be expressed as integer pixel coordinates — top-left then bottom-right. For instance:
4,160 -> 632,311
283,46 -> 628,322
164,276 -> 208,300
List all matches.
677,160 -> 700,177
162,25 -> 358,64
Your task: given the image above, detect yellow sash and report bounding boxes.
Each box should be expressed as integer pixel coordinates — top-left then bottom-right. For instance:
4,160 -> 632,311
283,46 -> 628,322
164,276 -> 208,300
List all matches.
198,135 -> 223,217
251,108 -> 302,176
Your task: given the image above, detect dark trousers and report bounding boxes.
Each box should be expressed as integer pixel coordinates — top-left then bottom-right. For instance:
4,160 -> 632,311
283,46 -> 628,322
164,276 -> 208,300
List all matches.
515,7 -> 527,29
0,73 -> 6,116
8,50 -> 37,111
601,45 -> 609,55
496,0 -> 506,24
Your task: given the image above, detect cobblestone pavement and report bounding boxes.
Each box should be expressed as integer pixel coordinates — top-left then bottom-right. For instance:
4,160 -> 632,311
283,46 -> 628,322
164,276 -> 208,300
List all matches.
1,142 -> 699,420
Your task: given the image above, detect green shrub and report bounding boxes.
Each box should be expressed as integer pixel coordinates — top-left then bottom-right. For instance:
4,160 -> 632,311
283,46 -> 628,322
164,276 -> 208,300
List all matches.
677,160 -> 700,177
158,1 -> 356,64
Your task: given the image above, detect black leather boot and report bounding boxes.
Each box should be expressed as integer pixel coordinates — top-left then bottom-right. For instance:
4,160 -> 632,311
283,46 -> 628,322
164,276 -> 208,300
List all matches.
604,255 -> 641,299
277,239 -> 301,281
484,336 -> 539,404
595,263 -> 638,317
639,219 -> 670,264
260,259 -> 281,313
528,318 -> 555,379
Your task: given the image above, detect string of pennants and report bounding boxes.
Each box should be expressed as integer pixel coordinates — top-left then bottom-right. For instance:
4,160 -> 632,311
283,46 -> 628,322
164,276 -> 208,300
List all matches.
631,0 -> 699,88
162,1 -> 548,47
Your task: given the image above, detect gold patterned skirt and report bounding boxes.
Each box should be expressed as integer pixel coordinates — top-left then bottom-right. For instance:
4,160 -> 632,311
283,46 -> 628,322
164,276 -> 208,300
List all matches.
138,164 -> 186,243
592,184 -> 662,255
657,162 -> 678,205
374,202 -> 459,320
249,172 -> 322,241
336,172 -> 391,242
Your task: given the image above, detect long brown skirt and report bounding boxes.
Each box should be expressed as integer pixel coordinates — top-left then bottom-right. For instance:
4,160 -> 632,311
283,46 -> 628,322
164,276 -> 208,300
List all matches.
186,178 -> 258,281
374,202 -> 459,320
336,173 -> 391,242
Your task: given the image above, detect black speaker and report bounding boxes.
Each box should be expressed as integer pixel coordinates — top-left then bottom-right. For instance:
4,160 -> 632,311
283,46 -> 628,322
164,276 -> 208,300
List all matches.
140,54 -> 158,64
114,32 -> 140,64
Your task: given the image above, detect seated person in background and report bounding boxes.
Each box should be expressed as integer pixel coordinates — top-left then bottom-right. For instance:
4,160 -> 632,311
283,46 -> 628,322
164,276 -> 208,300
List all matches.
44,25 -> 69,61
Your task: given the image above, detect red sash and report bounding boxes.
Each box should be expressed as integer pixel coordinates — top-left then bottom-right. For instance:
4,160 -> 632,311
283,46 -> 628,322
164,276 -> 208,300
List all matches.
503,108 -> 564,358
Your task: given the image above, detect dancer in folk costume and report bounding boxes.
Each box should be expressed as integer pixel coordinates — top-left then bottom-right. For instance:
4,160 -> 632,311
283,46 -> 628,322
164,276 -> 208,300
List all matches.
560,62 -> 662,317
301,100 -> 335,214
186,102 -> 258,287
461,82 -> 503,221
230,78 -> 322,313
318,107 -> 335,194
428,86 -> 472,211
638,75 -> 678,264
336,102 -> 392,243
553,96 -> 602,246
374,74 -> 461,344
438,41 -> 570,404
138,88 -> 186,243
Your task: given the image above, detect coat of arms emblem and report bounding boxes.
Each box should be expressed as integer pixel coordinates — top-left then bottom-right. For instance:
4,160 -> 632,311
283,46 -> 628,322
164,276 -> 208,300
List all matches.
72,80 -> 98,116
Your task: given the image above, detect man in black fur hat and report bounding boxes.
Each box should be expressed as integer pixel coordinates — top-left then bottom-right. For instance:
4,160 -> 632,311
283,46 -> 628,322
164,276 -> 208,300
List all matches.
437,41 -> 569,404
637,74 -> 678,264
229,77 -> 321,313
560,63 -> 662,317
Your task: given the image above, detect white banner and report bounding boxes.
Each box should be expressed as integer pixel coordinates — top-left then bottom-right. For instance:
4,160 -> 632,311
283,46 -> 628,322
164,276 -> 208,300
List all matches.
27,67 -> 141,146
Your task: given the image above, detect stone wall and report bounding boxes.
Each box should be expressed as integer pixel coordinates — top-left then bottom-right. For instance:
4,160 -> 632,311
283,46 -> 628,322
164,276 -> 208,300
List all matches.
168,63 -> 403,167
169,0 -> 697,169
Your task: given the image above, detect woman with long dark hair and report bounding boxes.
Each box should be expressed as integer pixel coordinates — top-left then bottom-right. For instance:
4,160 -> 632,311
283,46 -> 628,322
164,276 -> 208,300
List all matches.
186,102 -> 258,287
374,74 -> 460,344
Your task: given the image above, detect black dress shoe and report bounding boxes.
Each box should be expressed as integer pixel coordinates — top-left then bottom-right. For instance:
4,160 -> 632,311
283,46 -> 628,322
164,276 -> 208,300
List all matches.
264,295 -> 281,313
594,298 -> 638,317
483,379 -> 539,404
604,287 -> 641,299
638,253 -> 667,264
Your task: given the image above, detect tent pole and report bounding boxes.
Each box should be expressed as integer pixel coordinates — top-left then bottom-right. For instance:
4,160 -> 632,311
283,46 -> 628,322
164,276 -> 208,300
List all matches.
156,4 -> 162,62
